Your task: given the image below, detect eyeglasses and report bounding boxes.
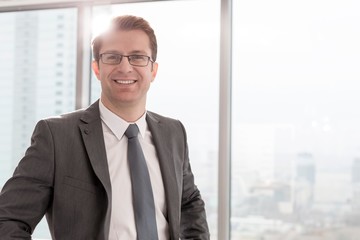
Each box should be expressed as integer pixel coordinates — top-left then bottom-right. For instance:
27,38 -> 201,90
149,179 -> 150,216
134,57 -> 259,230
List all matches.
99,53 -> 154,67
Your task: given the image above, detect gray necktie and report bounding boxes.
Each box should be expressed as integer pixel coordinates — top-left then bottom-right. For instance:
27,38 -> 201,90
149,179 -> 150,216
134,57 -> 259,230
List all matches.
125,124 -> 159,240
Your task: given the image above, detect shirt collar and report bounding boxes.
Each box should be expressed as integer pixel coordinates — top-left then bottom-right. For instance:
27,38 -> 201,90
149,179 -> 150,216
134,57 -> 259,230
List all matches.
99,100 -> 147,140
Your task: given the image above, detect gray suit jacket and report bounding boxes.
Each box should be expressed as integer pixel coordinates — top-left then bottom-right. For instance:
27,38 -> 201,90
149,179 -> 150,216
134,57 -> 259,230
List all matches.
0,100 -> 209,239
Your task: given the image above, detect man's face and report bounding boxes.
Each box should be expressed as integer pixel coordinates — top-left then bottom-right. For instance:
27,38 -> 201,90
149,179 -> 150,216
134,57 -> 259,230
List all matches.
92,29 -> 158,110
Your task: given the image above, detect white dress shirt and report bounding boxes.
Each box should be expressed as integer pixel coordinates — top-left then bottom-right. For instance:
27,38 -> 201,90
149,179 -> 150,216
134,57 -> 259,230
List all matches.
99,100 -> 169,240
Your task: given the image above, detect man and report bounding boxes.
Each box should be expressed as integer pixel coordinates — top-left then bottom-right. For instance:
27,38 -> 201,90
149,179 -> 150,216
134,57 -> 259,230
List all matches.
0,15 -> 209,239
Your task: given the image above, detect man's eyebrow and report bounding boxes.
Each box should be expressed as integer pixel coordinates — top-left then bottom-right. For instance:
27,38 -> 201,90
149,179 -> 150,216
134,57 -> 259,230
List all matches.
129,50 -> 148,55
101,50 -> 121,54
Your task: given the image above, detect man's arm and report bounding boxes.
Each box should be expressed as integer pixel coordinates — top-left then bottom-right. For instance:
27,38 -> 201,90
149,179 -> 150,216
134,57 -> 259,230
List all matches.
179,122 -> 210,240
0,120 -> 54,238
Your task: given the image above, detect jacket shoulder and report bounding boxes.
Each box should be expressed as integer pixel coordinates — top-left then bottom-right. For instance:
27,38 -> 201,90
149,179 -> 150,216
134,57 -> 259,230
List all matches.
41,108 -> 86,125
42,101 -> 99,125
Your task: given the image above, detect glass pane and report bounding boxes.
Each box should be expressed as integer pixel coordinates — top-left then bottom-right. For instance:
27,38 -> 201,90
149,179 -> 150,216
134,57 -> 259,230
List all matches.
0,8 -> 77,239
91,0 -> 220,238
232,0 -> 360,239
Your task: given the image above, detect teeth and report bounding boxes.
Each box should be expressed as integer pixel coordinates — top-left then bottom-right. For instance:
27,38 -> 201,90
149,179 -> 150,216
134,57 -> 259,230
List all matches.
114,80 -> 135,84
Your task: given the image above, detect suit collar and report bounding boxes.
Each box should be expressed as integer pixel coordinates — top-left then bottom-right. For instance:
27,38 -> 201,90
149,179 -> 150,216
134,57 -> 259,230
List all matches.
146,111 -> 161,123
99,100 -> 147,141
80,99 -> 101,124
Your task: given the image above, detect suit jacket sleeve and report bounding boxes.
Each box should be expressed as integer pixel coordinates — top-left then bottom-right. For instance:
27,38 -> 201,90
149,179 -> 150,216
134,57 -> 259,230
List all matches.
178,121 -> 210,240
0,120 -> 54,239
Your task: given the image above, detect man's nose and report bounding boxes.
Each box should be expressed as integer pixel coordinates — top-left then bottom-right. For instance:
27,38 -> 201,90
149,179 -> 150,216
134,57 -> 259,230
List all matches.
116,57 -> 133,71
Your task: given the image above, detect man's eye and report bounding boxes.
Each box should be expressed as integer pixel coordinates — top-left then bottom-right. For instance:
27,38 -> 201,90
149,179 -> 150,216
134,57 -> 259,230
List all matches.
106,55 -> 118,60
131,55 -> 146,60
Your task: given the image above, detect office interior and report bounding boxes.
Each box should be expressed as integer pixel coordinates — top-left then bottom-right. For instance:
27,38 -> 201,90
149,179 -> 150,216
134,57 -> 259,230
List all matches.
1,0 -> 360,239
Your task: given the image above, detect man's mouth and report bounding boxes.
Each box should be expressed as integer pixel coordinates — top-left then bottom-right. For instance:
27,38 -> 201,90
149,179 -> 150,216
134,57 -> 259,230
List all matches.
113,79 -> 136,84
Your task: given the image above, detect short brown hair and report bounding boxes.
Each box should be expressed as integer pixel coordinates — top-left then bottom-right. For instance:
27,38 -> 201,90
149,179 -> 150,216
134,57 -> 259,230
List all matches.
92,15 -> 157,63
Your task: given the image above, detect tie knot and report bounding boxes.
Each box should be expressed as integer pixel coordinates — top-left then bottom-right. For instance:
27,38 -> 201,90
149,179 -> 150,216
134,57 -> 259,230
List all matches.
125,124 -> 139,139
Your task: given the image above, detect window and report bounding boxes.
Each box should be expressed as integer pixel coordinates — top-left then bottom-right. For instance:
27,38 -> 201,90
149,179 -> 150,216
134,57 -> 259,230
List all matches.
231,0 -> 360,239
0,8 -> 77,239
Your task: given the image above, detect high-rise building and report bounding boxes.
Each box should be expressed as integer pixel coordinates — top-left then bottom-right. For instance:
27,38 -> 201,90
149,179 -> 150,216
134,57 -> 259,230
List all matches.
9,10 -> 77,166
0,9 -> 77,186
12,12 -> 38,165
295,152 -> 316,184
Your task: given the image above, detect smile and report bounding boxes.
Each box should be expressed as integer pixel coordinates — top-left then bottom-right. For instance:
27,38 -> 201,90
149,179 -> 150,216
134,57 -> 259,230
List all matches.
113,80 -> 136,84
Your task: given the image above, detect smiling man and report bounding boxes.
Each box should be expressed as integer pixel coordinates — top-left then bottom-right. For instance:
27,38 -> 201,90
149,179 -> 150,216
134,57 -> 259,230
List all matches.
0,15 -> 209,240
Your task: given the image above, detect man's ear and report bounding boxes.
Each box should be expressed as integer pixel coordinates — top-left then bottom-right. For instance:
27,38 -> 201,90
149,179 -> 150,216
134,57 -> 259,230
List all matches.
151,62 -> 158,82
92,60 -> 100,80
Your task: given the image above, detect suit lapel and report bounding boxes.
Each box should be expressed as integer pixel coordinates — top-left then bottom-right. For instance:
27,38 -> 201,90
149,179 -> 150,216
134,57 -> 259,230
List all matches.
146,112 -> 180,239
78,100 -> 112,239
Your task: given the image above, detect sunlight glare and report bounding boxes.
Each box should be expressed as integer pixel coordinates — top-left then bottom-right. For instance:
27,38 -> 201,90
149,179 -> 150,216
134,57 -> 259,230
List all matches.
91,14 -> 111,39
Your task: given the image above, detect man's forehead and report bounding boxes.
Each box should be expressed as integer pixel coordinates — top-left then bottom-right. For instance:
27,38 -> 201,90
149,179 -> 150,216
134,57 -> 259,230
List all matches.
99,30 -> 151,54
101,30 -> 148,46
101,29 -> 148,40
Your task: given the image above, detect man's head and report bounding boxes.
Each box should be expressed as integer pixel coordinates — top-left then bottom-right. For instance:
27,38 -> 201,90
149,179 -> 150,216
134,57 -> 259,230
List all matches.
92,15 -> 157,64
91,15 -> 159,119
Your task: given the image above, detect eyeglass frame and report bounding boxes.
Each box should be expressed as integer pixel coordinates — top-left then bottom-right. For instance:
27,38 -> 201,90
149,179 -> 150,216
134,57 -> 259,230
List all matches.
99,52 -> 154,67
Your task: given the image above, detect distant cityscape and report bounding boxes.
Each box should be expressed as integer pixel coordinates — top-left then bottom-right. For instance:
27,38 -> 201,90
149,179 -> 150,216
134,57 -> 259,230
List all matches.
231,124 -> 360,240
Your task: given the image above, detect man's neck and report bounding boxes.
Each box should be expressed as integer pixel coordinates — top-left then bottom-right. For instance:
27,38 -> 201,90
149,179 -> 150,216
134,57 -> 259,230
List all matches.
100,98 -> 146,123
